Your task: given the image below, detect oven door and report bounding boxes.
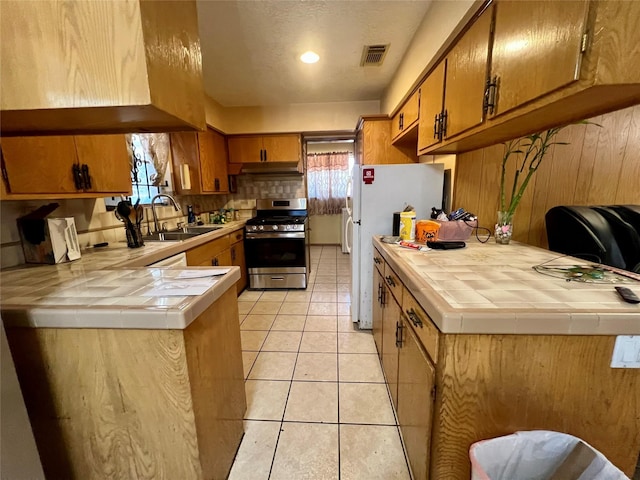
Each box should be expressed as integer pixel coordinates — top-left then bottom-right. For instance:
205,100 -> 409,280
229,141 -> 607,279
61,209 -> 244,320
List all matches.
245,232 -> 307,269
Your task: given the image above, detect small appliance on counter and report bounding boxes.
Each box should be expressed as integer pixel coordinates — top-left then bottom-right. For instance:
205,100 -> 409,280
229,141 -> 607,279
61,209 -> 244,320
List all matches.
17,203 -> 81,264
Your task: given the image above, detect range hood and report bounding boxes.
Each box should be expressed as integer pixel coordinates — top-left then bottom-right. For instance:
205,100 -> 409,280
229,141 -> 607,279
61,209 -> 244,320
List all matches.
239,162 -> 303,175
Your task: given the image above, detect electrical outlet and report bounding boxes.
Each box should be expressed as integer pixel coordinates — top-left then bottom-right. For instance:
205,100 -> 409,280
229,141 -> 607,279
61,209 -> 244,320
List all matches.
611,336 -> 640,368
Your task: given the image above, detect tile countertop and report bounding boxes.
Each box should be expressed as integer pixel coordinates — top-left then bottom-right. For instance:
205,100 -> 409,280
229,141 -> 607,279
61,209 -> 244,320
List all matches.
373,237 -> 640,335
0,222 -> 246,330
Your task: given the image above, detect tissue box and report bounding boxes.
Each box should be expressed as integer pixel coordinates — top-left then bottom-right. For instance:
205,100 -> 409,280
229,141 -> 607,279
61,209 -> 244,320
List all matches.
18,217 -> 81,264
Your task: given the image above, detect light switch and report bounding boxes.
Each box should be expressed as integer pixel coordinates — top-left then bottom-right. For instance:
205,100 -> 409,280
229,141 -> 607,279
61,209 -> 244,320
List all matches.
611,336 -> 640,368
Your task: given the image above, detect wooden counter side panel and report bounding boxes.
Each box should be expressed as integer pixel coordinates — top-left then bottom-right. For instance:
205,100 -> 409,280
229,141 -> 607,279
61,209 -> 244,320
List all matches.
6,327 -> 202,480
184,287 -> 246,479
431,334 -> 640,479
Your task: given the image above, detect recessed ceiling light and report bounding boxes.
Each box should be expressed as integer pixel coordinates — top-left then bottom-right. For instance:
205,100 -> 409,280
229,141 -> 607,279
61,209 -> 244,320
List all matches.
300,51 -> 320,64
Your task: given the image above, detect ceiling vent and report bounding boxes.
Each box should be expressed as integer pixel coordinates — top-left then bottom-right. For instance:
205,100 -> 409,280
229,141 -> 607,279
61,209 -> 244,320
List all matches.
360,44 -> 389,66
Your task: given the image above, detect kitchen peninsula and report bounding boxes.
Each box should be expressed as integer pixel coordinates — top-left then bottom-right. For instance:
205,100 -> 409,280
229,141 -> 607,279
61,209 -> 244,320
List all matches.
372,237 -> 640,479
1,222 -> 248,480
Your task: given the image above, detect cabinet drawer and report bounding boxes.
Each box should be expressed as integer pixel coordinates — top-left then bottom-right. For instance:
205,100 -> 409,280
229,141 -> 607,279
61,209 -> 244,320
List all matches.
186,235 -> 230,266
402,292 -> 439,364
230,229 -> 244,244
373,248 -> 384,275
383,263 -> 403,305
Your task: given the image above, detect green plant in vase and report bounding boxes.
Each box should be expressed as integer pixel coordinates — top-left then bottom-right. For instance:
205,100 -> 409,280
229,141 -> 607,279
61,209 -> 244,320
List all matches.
496,126 -> 571,244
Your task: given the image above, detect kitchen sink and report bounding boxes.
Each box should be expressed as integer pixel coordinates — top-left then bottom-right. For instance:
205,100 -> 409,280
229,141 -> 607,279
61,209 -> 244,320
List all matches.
142,225 -> 223,242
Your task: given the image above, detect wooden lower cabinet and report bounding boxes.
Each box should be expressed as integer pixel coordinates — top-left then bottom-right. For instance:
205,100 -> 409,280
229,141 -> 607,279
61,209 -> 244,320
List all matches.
6,287 -> 245,479
230,238 -> 247,294
374,256 -> 640,479
372,266 -> 384,359
381,283 -> 401,409
186,229 -> 247,294
397,315 -> 435,480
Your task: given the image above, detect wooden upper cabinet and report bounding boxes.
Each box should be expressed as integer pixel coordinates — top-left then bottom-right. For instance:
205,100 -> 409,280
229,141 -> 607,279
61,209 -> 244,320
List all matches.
357,117 -> 418,165
443,5 -> 493,139
261,135 -> 301,163
417,61 -> 447,153
74,135 -> 131,194
391,90 -> 421,142
1,135 -> 131,197
489,1 -> 589,118
171,129 -> 228,195
199,130 -> 229,193
0,1 -> 204,135
227,134 -> 301,163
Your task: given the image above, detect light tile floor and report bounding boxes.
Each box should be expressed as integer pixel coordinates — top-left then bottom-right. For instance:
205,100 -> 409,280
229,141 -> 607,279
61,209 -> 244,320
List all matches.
229,246 -> 412,480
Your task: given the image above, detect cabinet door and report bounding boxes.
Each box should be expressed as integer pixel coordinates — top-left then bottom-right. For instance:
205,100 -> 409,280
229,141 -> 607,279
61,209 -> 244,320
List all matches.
262,134 -> 301,162
170,132 -> 202,194
74,135 -> 131,194
186,235 -> 231,266
392,90 -> 421,140
372,267 -> 384,359
213,248 -> 233,267
231,241 -> 247,294
227,136 -> 263,163
490,1 -> 589,118
381,289 -> 400,409
397,315 -> 436,480
443,5 -> 493,138
199,129 -> 229,193
1,136 -> 78,194
418,61 -> 446,152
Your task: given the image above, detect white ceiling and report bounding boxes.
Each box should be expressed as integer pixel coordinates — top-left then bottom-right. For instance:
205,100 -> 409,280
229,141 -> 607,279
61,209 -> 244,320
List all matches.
197,1 -> 433,108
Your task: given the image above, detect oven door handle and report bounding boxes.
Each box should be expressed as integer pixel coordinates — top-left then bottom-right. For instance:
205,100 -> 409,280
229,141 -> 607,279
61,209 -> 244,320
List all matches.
245,232 -> 305,239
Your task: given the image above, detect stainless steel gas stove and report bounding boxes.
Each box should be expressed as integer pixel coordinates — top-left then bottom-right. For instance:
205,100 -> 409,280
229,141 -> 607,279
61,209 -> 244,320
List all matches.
245,198 -> 310,289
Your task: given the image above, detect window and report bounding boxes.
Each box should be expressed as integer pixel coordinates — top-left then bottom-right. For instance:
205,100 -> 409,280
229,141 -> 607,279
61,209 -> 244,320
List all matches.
306,151 -> 352,215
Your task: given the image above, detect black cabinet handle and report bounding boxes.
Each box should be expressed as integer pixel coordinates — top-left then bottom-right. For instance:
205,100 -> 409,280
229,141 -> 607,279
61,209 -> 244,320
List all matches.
214,178 -> 220,191
483,75 -> 498,116
440,110 -> 448,138
395,321 -> 403,348
72,164 -> 83,190
259,149 -> 263,162
385,275 -> 396,287
264,149 -> 268,162
433,113 -> 440,139
406,308 -> 424,328
374,257 -> 381,264
211,258 -> 219,266
81,164 -> 91,189
377,283 -> 382,303
231,247 -> 236,262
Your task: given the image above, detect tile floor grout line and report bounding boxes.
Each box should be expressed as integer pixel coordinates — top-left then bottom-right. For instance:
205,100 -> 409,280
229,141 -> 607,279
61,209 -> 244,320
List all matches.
266,299 -> 306,480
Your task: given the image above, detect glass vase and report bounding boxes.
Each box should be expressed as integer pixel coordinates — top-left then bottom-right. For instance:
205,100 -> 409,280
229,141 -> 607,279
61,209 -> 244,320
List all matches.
495,211 -> 514,244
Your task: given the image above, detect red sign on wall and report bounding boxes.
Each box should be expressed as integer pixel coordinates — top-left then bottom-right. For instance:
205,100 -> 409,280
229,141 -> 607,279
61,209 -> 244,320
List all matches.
363,168 -> 375,185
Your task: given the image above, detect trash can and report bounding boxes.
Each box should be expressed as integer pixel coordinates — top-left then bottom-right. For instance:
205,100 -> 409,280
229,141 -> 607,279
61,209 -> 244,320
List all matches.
469,430 -> 629,480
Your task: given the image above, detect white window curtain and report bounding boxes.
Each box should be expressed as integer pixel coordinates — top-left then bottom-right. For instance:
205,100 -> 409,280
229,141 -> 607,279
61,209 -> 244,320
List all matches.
307,152 -> 350,215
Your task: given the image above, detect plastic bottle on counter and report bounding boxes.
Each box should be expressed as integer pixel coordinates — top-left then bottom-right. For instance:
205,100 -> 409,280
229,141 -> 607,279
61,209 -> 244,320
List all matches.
187,205 -> 196,224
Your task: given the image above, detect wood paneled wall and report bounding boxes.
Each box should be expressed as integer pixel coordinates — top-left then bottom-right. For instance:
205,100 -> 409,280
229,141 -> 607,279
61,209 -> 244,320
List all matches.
453,104 -> 640,248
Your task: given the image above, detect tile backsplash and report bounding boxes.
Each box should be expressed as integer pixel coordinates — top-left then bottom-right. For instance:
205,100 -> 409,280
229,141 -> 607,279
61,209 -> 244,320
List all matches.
0,174 -> 305,268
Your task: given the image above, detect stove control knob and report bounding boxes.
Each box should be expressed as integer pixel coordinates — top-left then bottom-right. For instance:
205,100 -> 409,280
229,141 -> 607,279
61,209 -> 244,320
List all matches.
285,225 -> 291,230
258,225 -> 264,231
251,226 -> 257,231
273,225 -> 279,230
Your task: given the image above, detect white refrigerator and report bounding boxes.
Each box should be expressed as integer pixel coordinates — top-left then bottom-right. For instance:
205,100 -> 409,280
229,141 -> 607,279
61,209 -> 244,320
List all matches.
349,163 -> 444,329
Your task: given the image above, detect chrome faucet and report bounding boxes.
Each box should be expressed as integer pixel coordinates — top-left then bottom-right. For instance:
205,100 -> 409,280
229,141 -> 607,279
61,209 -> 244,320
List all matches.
151,194 -> 181,233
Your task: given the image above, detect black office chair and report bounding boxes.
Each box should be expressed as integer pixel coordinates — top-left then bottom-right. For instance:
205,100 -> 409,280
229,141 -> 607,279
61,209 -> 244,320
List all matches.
592,206 -> 640,273
545,206 -> 628,270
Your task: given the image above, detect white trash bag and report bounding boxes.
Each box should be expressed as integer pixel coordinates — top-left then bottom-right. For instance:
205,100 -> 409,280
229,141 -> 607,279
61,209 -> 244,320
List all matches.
469,430 -> 629,480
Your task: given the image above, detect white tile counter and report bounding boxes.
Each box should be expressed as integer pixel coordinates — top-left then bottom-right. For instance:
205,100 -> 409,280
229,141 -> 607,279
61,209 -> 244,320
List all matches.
0,222 -> 245,329
374,237 -> 640,335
